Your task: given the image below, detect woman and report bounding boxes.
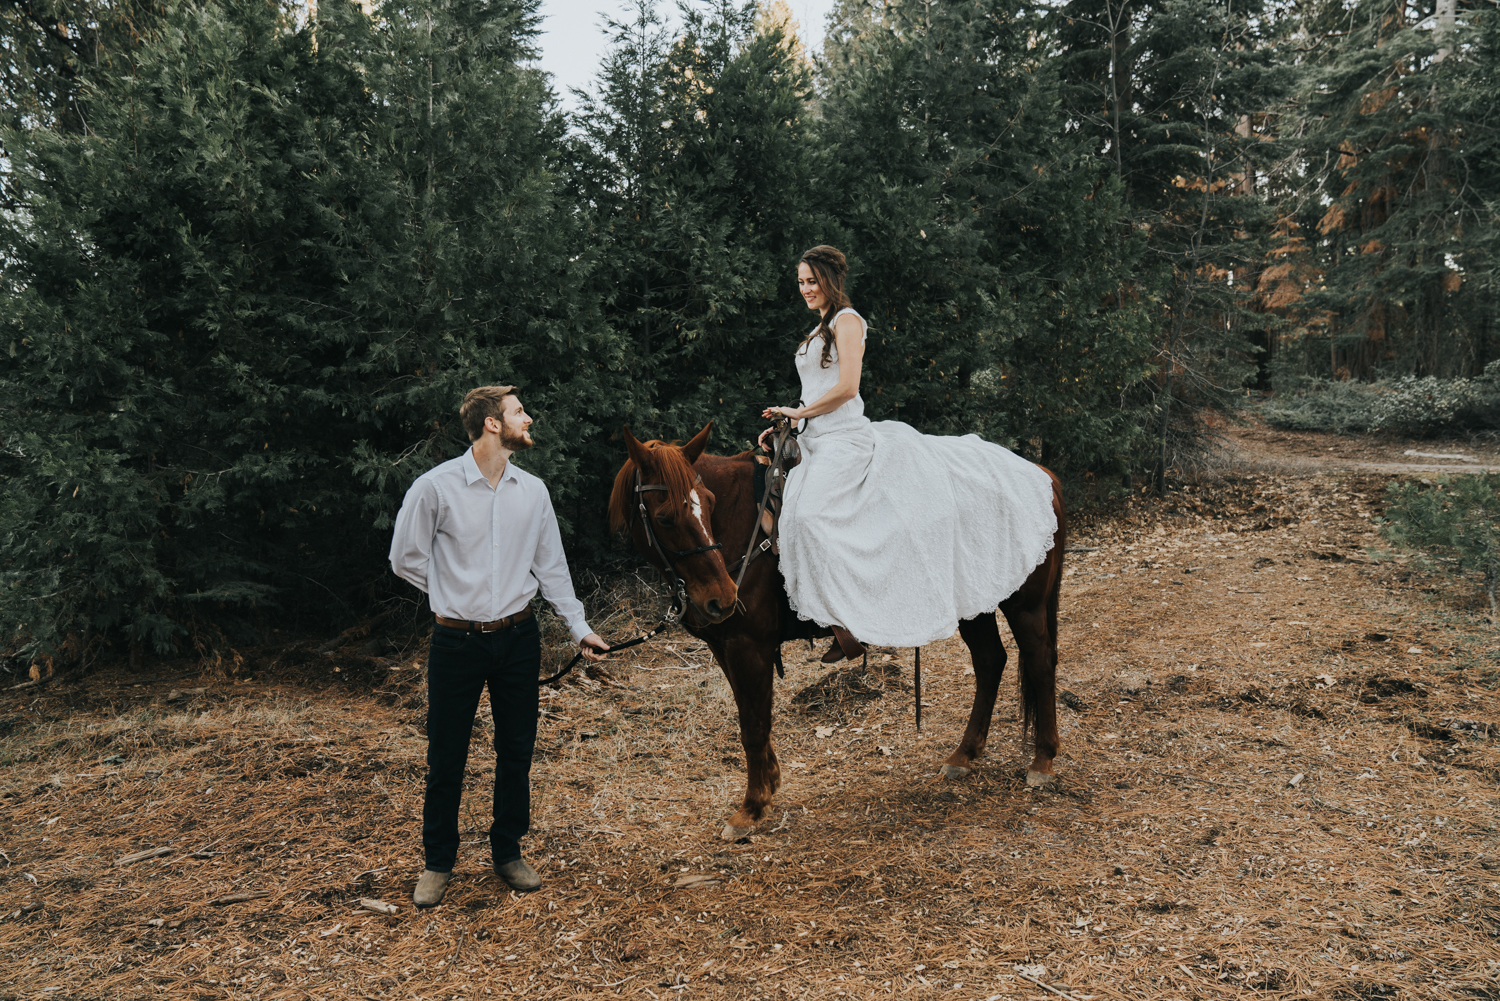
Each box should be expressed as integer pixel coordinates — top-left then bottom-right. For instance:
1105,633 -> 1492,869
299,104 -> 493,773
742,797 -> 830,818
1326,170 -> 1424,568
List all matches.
761,245 -> 1058,661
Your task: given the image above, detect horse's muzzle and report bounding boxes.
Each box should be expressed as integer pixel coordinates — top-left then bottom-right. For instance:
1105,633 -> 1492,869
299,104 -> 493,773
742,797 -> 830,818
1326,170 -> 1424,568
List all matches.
693,595 -> 733,625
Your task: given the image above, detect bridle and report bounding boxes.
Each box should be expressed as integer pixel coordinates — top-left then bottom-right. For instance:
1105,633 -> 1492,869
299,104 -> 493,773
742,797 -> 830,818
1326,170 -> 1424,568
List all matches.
535,465 -> 721,688
633,469 -> 723,623
541,424 -> 794,689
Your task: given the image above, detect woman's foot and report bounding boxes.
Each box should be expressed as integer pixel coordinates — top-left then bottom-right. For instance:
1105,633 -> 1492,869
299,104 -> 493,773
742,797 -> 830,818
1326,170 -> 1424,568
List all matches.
821,626 -> 865,663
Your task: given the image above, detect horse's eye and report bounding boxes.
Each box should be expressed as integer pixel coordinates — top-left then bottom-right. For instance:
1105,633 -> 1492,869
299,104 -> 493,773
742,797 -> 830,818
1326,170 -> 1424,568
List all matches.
656,514 -> 676,528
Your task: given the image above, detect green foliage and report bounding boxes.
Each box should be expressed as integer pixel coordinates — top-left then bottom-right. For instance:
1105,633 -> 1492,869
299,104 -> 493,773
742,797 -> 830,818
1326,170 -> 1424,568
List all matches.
819,0 -> 1157,468
1382,474 -> 1500,618
1267,0 -> 1500,381
1052,0 -> 1295,486
570,0 -> 818,451
23,0 -> 1500,665
0,0 -> 158,137
1265,361 -> 1500,435
0,0 -> 611,658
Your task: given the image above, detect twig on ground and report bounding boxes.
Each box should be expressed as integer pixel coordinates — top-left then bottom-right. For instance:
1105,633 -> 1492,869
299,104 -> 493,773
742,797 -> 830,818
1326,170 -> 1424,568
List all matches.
589,973 -> 640,988
1016,972 -> 1083,1000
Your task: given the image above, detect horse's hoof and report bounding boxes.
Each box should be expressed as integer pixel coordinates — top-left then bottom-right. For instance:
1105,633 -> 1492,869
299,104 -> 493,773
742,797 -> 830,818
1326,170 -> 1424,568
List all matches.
720,823 -> 754,841
1025,769 -> 1057,788
940,764 -> 971,780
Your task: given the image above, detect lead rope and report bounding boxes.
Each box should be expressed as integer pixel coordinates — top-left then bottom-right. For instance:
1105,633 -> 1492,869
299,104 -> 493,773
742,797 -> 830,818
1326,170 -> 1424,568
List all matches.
537,587 -> 684,688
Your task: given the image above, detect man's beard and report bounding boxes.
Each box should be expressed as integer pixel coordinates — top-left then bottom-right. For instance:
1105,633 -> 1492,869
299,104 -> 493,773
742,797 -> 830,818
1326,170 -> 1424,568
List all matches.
501,425 -> 533,451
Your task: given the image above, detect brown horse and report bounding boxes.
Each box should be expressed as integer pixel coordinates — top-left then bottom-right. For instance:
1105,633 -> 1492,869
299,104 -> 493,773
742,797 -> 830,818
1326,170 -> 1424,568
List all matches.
609,423 -> 1067,839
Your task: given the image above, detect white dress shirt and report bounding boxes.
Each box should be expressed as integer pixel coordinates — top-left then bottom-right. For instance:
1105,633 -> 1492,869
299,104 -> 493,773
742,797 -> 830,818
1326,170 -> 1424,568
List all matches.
389,449 -> 593,642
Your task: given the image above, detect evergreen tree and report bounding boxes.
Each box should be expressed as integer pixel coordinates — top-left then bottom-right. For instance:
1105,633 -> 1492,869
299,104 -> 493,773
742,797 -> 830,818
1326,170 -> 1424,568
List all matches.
0,0 -> 609,661
819,0 -> 1156,468
0,0 -> 157,135
1383,473 -> 1500,619
1269,0 -> 1496,380
570,0 -> 819,450
326,0 -> 626,541
2,0 -> 357,658
1052,0 -> 1291,488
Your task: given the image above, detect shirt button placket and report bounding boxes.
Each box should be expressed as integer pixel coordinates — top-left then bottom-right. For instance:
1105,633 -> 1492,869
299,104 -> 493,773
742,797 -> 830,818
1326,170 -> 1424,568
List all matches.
492,481 -> 500,617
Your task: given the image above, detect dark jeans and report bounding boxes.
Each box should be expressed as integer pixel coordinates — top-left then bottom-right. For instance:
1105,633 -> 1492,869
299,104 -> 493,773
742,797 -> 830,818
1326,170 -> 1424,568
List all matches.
422,617 -> 540,873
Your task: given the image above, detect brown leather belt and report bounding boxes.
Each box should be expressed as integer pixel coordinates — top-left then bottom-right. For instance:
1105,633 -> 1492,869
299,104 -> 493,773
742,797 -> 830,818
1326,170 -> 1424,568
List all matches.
434,607 -> 533,634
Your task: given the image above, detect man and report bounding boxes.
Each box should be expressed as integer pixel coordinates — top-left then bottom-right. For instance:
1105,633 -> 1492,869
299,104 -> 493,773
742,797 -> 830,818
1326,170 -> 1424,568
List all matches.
389,385 -> 609,907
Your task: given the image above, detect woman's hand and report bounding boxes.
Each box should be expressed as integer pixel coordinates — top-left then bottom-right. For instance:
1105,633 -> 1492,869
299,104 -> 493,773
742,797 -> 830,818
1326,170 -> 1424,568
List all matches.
760,405 -> 801,421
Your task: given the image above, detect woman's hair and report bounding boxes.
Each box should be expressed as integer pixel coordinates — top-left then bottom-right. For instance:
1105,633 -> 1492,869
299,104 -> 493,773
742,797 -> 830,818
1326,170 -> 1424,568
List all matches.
799,245 -> 851,369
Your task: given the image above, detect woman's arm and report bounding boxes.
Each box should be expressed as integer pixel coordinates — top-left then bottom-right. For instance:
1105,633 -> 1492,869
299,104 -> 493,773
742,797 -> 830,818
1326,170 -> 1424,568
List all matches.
762,313 -> 865,422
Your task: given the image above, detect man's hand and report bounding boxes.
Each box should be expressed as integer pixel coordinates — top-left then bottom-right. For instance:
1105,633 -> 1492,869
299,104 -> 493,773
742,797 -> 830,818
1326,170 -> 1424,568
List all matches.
579,633 -> 610,662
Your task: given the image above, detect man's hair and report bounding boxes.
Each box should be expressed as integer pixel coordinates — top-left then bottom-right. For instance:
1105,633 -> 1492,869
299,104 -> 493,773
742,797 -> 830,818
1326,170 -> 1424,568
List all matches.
460,385 -> 519,442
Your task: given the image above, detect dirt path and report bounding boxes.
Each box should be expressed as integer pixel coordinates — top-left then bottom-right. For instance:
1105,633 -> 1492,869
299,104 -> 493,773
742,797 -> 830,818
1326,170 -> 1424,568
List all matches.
1221,418 -> 1500,474
1,438 -> 1497,1001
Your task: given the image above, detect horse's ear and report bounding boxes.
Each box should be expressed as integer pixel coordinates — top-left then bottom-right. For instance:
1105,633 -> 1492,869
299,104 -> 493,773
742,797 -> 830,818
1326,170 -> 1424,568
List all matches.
681,422 -> 713,465
623,426 -> 653,472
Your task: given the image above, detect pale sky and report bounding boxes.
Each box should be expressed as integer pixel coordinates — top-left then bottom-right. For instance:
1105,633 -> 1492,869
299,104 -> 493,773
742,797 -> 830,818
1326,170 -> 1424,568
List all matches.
534,0 -> 839,107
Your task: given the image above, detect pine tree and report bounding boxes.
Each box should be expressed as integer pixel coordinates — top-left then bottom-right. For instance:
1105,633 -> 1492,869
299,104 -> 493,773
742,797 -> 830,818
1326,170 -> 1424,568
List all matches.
1269,0 -> 1496,380
1383,474 -> 1500,619
570,0 -> 819,450
1052,0 -> 1291,489
1,0 -> 355,657
0,0 -> 159,136
818,0 -> 1156,468
326,0 -> 626,540
0,0 -> 608,661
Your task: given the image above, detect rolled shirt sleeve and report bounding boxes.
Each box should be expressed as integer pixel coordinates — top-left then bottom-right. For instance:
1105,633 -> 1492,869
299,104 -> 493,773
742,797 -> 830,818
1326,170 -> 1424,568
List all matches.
389,476 -> 439,595
531,491 -> 593,643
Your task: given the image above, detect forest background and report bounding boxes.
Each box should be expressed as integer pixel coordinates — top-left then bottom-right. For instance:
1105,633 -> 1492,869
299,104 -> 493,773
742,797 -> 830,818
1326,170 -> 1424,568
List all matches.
3,0 -> 1499,664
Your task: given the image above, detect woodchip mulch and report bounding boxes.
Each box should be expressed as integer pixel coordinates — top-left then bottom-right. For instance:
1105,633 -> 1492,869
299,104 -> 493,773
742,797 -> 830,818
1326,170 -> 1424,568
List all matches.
1,469 -> 1497,1001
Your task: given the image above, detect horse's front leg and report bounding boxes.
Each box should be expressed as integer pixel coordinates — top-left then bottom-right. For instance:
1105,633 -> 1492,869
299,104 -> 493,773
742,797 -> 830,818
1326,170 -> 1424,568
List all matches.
941,612 -> 1008,780
710,634 -> 781,839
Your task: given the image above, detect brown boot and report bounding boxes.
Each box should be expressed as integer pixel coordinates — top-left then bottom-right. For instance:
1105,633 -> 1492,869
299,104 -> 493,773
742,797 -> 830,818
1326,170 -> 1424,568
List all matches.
821,625 -> 865,663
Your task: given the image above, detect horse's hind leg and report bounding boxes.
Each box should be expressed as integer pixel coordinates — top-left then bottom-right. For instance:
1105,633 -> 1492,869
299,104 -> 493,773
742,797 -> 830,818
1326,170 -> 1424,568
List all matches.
941,613 -> 1008,780
1001,597 -> 1060,786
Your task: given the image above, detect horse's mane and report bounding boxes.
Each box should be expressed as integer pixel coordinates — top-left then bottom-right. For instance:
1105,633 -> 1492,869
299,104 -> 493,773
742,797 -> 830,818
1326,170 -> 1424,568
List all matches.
608,438 -> 701,534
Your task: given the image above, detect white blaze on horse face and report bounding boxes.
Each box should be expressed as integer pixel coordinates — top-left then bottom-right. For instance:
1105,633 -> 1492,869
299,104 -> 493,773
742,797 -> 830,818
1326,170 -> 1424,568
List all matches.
688,488 -> 713,541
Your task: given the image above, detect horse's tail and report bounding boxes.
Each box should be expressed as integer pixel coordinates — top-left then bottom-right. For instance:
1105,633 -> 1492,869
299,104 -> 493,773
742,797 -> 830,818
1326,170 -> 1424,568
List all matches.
1020,468 -> 1067,744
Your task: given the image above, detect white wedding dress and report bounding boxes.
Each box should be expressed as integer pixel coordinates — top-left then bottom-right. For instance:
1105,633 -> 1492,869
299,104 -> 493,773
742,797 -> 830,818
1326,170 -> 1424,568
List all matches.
778,308 -> 1059,647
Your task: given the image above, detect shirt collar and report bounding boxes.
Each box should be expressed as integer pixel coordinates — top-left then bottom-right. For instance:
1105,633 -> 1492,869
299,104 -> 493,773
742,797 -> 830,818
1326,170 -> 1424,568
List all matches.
461,448 -> 520,487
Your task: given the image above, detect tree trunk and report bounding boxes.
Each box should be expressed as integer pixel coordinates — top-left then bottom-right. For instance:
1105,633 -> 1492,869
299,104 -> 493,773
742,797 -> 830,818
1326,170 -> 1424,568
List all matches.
1435,0 -> 1456,63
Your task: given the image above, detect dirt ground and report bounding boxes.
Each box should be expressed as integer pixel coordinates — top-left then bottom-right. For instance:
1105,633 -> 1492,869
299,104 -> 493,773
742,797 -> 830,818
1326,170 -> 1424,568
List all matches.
2,424 -> 1498,1001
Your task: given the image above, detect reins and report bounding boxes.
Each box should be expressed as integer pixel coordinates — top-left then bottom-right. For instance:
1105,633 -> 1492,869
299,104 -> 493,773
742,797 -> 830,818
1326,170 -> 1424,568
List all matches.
542,419 -> 805,690
726,414 -> 798,589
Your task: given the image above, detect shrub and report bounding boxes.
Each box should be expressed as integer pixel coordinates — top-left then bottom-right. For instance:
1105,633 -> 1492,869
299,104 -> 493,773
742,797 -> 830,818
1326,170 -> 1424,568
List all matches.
1381,474 -> 1500,619
1264,363 -> 1500,436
